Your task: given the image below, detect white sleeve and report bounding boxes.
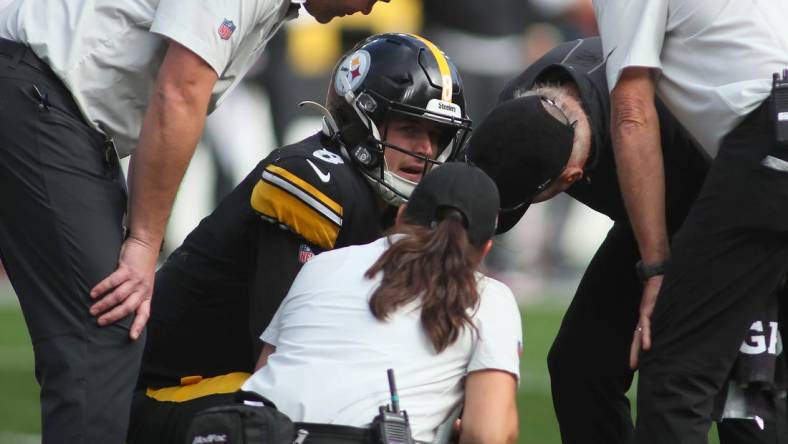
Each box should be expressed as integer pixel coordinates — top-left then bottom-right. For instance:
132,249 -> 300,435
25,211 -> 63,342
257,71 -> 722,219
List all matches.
150,0 -> 279,76
259,292 -> 288,346
260,302 -> 284,346
593,0 -> 668,91
468,278 -> 523,382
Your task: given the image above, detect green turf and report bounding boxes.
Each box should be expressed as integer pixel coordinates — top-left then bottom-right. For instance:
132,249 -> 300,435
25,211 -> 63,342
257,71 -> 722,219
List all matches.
517,303 -> 562,443
0,305 -> 39,440
0,295 -> 722,443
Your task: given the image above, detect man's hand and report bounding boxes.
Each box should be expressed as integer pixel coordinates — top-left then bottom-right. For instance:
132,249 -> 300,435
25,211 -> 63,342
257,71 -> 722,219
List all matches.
630,275 -> 663,369
89,236 -> 158,340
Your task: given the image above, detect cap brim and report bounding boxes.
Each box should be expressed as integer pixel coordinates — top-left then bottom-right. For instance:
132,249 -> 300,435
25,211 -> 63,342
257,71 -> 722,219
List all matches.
496,201 -> 531,234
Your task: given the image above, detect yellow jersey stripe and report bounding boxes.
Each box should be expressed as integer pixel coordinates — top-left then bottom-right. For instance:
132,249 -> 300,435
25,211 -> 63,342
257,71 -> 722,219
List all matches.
259,169 -> 342,226
266,164 -> 343,217
410,34 -> 453,102
145,372 -> 250,403
251,179 -> 341,249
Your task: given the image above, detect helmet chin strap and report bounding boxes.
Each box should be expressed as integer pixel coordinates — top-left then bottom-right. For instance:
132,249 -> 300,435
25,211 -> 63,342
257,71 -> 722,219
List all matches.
373,144 -> 459,206
360,168 -> 415,207
436,140 -> 454,163
364,122 -> 420,206
382,169 -> 418,206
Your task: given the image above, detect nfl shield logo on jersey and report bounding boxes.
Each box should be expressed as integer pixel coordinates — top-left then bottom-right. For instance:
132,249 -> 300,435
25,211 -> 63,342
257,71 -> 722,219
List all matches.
218,19 -> 236,40
298,244 -> 315,264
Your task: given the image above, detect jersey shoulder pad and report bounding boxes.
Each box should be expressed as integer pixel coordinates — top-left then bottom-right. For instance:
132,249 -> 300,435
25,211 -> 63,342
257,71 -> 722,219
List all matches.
250,143 -> 355,250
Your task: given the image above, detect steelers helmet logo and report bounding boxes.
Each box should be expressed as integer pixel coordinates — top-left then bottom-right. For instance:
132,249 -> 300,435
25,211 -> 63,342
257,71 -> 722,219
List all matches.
334,50 -> 371,96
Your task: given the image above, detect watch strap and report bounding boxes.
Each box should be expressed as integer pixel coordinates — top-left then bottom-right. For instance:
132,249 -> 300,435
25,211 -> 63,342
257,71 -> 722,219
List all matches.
635,260 -> 667,282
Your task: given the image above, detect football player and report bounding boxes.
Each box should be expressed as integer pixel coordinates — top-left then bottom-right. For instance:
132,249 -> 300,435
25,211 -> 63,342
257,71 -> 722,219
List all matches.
126,33 -> 471,444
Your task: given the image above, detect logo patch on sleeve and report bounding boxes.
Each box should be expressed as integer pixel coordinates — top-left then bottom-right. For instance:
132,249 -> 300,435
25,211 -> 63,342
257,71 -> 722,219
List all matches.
218,19 -> 236,40
298,244 -> 315,263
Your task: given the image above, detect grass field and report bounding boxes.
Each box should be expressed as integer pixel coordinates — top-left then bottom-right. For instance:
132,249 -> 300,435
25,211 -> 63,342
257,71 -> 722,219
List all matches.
0,283 -> 721,444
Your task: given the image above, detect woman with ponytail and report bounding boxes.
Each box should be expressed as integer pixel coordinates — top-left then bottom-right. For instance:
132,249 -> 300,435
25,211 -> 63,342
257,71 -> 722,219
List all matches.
242,163 -> 522,444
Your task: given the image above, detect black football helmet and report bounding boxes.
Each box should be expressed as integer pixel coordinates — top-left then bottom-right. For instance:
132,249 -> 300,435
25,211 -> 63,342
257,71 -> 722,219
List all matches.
325,33 -> 472,206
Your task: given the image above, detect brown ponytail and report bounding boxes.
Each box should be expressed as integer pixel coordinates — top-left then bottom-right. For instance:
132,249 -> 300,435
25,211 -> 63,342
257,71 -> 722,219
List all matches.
365,211 -> 482,353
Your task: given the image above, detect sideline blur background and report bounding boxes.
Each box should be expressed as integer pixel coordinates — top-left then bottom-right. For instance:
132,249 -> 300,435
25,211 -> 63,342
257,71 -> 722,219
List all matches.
0,1 -> 711,443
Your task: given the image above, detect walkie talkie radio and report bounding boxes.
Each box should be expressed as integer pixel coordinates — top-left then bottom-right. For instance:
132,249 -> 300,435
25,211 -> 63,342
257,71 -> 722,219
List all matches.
372,369 -> 416,444
771,69 -> 788,146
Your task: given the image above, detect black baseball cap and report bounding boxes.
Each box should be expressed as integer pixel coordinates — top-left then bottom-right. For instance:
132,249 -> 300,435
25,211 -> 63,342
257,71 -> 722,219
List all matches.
465,95 -> 574,234
404,162 -> 499,246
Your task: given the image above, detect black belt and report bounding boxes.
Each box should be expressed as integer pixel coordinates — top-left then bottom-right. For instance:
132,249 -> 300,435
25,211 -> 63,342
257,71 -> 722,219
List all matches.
295,422 -> 374,444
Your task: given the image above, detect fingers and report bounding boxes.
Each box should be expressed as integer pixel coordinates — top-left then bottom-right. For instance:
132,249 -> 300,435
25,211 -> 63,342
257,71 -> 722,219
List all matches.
90,268 -> 130,299
83,238 -> 158,340
90,278 -> 152,339
94,289 -> 144,326
89,278 -> 137,319
631,312 -> 654,370
641,317 -> 652,351
631,276 -> 662,368
629,328 -> 641,370
129,299 -> 151,340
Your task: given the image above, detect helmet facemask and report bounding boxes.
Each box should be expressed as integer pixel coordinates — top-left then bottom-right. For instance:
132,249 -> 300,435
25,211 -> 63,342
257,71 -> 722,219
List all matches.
346,90 -> 472,206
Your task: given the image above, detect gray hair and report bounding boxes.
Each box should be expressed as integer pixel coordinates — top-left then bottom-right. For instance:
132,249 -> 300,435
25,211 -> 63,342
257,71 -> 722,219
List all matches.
512,83 -> 592,165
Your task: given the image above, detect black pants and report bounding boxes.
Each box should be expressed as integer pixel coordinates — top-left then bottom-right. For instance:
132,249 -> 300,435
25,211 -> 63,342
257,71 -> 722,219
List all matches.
549,187 -> 786,443
634,104 -> 788,443
548,222 -> 642,443
0,40 -> 144,443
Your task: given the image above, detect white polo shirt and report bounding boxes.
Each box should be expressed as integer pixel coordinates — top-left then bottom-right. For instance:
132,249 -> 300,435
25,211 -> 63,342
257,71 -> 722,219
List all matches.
242,236 -> 522,443
0,0 -> 300,157
593,0 -> 788,157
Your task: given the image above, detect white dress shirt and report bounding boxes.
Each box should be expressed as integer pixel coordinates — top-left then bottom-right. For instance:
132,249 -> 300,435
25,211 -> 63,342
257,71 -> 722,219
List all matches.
0,0 -> 299,156
594,0 -> 788,157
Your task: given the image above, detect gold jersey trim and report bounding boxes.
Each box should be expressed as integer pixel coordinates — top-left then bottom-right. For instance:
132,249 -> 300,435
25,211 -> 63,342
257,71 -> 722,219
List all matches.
251,164 -> 343,249
145,372 -> 250,403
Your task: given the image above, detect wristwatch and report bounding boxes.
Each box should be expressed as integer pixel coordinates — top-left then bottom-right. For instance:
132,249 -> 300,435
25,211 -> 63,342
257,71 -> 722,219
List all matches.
635,260 -> 666,282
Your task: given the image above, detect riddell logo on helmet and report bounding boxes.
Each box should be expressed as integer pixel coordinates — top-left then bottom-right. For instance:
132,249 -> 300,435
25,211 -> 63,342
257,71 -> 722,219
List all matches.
193,434 -> 228,444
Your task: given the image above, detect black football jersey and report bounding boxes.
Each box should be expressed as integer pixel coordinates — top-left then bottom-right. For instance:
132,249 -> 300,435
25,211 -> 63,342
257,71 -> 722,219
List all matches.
140,133 -> 387,388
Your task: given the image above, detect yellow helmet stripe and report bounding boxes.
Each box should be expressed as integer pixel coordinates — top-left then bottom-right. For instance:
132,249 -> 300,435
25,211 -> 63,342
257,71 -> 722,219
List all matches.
409,34 -> 453,103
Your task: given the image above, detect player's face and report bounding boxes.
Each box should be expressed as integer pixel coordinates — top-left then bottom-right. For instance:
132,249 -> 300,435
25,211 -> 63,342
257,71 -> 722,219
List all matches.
380,117 -> 441,183
303,0 -> 383,24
